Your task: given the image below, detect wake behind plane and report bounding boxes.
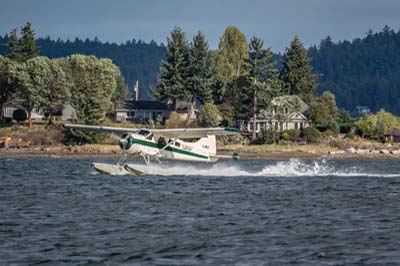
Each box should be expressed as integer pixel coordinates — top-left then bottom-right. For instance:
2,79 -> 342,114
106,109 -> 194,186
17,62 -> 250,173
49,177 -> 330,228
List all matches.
64,124 -> 240,175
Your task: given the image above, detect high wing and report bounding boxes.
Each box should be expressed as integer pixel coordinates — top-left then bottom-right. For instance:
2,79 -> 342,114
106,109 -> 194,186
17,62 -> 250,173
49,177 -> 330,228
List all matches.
64,124 -> 240,138
151,127 -> 240,139
64,124 -> 138,136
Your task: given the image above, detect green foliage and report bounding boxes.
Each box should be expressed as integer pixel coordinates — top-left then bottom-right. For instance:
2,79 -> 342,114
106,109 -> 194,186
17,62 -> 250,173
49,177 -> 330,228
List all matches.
336,109 -> 354,133
212,26 -> 248,105
20,22 -> 39,61
345,132 -> 355,139
186,31 -> 213,104
247,36 -> 282,140
65,55 -> 119,124
309,27 -> 400,114
285,129 -> 301,140
218,26 -> 248,78
280,36 -> 319,99
308,91 -> 337,128
12,109 -> 27,122
5,28 -> 21,61
256,128 -> 279,144
198,103 -> 223,127
355,115 -> 378,138
0,56 -> 22,112
112,74 -> 130,102
280,131 -> 290,141
154,27 -> 189,109
165,112 -> 185,128
354,109 -> 400,139
327,120 -> 340,134
301,127 -> 320,143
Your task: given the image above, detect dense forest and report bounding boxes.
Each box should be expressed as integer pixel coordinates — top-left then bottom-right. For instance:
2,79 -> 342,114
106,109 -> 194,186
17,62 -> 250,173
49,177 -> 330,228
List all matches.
1,25 -> 400,113
0,35 -> 165,100
309,25 -> 400,114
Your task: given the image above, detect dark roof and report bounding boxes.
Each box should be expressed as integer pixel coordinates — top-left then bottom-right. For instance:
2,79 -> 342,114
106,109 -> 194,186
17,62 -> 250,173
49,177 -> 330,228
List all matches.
384,128 -> 400,136
116,100 -> 170,111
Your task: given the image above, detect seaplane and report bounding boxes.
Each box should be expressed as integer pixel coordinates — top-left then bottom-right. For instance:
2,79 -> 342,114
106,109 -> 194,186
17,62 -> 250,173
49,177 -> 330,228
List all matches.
64,124 -> 240,176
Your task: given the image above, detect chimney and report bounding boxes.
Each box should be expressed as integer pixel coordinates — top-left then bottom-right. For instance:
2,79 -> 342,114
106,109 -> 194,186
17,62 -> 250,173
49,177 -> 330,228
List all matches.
134,80 -> 139,101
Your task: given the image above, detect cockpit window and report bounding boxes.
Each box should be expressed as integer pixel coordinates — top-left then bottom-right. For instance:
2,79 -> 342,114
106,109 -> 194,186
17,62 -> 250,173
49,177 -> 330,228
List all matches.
121,133 -> 129,139
137,130 -> 151,136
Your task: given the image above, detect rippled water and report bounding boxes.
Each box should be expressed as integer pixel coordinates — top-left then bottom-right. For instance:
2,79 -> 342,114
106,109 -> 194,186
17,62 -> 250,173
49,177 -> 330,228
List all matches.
1,158 -> 400,265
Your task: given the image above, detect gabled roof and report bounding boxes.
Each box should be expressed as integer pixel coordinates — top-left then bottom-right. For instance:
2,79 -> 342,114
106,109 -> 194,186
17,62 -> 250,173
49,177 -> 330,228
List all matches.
271,95 -> 309,113
116,100 -> 170,111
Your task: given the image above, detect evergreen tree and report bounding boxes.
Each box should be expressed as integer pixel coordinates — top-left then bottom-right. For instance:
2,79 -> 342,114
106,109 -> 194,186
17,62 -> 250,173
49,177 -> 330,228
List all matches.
247,37 -> 282,140
280,36 -> 318,100
154,27 -> 189,110
5,28 -> 21,61
186,31 -> 213,122
20,22 -> 39,61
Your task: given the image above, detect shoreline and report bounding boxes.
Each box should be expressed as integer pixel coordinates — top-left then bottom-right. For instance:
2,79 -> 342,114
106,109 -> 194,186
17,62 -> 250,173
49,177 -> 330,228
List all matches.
1,145 -> 400,160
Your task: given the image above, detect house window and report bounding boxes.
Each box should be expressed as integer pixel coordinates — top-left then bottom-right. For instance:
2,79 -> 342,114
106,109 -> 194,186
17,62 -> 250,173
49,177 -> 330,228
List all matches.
127,111 -> 135,117
144,111 -> 152,120
275,122 -> 278,130
295,122 -> 298,129
285,122 -> 288,129
300,122 -> 304,129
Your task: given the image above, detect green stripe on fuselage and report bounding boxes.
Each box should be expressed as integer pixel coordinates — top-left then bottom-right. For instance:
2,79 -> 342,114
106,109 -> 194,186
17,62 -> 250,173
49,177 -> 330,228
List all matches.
130,137 -> 209,159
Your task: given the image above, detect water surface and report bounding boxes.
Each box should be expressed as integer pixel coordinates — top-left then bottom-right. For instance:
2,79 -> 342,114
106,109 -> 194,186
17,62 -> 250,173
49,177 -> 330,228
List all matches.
1,158 -> 400,265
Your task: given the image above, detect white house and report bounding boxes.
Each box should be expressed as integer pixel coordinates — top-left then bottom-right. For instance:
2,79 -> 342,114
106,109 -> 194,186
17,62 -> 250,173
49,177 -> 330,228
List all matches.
246,95 -> 310,133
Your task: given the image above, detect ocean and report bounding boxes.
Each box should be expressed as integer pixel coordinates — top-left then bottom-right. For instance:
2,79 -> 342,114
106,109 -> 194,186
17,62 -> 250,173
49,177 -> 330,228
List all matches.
1,158 -> 400,265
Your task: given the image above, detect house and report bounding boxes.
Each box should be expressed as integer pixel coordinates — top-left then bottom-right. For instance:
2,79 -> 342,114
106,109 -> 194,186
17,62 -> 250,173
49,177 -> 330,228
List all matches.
115,100 -> 171,123
246,95 -> 310,133
353,105 -> 371,118
384,129 -> 400,143
2,103 -> 44,121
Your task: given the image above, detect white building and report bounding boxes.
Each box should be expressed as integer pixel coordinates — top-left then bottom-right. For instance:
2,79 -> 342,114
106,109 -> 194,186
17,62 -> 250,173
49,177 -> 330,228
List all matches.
247,95 -> 310,133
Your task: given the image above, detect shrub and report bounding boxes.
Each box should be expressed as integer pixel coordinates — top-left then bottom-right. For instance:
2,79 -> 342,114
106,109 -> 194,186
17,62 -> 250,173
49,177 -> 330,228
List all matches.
301,127 -> 320,143
13,109 -> 27,123
256,129 -> 280,144
327,120 -> 340,134
320,129 -> 338,138
281,132 -> 290,141
286,129 -> 301,140
198,103 -> 222,127
165,112 -> 185,128
345,132 -> 355,139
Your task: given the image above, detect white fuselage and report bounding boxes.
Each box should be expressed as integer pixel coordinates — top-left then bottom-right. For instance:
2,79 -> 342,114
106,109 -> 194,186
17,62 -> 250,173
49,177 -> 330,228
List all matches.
124,133 -> 218,162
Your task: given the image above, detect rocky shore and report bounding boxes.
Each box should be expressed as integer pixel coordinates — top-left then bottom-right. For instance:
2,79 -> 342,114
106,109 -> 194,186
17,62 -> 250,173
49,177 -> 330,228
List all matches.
1,144 -> 400,160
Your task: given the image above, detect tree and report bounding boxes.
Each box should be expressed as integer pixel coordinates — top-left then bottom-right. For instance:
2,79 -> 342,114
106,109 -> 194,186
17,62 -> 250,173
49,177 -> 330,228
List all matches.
198,103 -> 222,127
0,56 -> 22,120
280,36 -> 319,100
212,26 -> 249,104
247,36 -> 282,140
44,59 -> 70,124
65,55 -> 120,125
112,73 -> 130,102
21,57 -> 52,128
185,31 -> 213,123
307,91 -> 337,128
154,27 -> 189,110
20,22 -> 39,61
218,26 -> 248,78
5,28 -> 21,61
